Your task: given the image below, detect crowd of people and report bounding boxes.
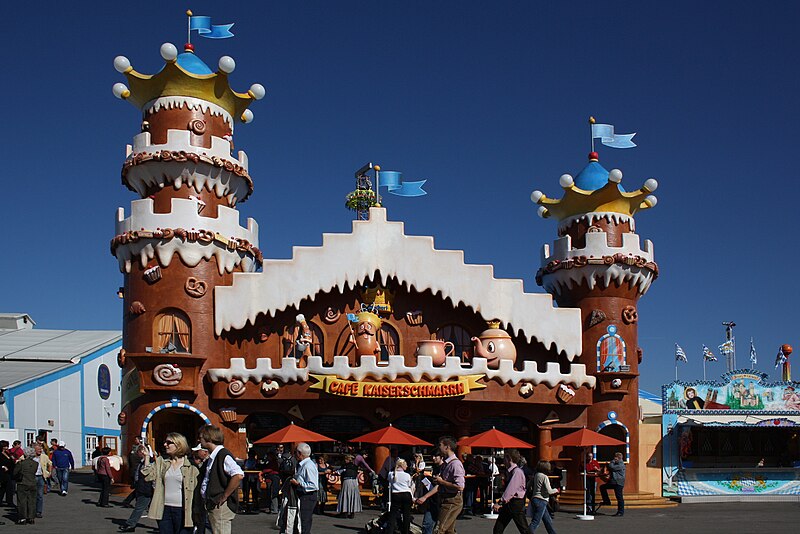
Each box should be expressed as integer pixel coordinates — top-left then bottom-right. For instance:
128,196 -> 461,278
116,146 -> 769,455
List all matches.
1,429 -> 627,533
0,435 -> 76,525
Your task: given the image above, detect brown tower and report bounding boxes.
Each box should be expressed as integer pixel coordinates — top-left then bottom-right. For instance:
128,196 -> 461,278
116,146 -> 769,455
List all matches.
110,42 -> 265,450
533,151 -> 659,492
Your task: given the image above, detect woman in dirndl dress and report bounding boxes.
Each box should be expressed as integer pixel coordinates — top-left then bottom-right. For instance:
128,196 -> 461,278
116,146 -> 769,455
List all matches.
335,454 -> 362,518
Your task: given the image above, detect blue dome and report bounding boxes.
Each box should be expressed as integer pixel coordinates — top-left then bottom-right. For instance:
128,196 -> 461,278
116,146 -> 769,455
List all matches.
574,161 -> 625,192
175,53 -> 214,75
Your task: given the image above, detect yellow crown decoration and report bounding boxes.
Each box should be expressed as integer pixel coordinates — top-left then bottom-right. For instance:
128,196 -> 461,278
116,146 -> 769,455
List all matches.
111,43 -> 266,123
360,286 -> 395,315
530,154 -> 658,222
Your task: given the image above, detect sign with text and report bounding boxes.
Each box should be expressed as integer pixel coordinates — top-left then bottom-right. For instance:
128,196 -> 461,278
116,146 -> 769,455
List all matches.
309,375 -> 485,399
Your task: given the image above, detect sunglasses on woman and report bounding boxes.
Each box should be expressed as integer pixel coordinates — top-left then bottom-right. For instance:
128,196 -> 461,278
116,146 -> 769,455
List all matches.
164,440 -> 175,446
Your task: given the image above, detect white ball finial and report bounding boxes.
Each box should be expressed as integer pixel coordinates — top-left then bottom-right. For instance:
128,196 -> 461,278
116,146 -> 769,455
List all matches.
643,178 -> 659,192
112,83 -> 130,99
241,109 -> 254,123
537,206 -> 548,218
218,56 -> 236,74
530,190 -> 544,203
160,43 -> 178,62
113,56 -> 131,73
249,83 -> 266,100
608,168 -> 623,183
644,195 -> 658,208
559,174 -> 574,188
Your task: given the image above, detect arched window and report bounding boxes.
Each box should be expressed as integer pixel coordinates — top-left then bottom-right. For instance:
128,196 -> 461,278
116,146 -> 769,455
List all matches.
283,320 -> 324,358
332,321 -> 400,363
333,326 -> 355,357
154,309 -> 191,353
378,322 -> 400,363
435,324 -> 473,362
596,325 -> 627,372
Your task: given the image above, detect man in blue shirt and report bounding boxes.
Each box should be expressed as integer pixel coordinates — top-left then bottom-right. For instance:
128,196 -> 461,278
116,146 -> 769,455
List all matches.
51,441 -> 74,496
290,443 -> 318,533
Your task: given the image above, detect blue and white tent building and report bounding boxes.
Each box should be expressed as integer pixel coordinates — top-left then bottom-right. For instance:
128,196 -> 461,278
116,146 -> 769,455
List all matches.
0,313 -> 122,465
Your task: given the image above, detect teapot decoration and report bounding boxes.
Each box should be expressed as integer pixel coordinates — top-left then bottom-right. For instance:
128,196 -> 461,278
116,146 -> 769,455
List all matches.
471,320 -> 517,369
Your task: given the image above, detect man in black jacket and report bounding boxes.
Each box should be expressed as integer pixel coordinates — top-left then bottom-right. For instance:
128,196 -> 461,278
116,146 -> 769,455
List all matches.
119,445 -> 153,532
198,425 -> 244,534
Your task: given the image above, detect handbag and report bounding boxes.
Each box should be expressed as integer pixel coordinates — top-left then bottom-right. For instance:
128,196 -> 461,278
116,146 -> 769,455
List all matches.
546,494 -> 559,515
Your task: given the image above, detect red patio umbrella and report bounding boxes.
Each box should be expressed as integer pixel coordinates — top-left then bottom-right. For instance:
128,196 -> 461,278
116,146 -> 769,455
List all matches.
252,421 -> 335,445
458,427 -> 534,519
350,424 -> 432,447
545,428 -> 626,521
350,425 -> 431,512
457,427 -> 535,449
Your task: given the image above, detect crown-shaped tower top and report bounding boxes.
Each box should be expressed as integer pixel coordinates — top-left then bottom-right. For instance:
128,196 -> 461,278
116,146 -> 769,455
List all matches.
112,42 -> 266,125
530,152 -> 659,222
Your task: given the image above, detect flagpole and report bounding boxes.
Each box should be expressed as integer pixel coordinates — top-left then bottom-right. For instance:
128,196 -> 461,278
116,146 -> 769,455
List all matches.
187,10 -> 193,45
589,116 -> 596,152
703,355 -> 706,381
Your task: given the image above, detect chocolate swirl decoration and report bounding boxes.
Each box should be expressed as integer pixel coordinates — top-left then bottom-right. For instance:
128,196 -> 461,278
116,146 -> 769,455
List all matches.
323,307 -> 341,324
188,119 -> 207,134
117,412 -> 127,426
153,364 -> 183,387
228,379 -> 246,397
117,349 -> 127,368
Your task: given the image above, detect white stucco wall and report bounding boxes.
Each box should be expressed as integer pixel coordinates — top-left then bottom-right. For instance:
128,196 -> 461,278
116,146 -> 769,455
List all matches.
82,347 -> 121,432
12,372 -> 83,454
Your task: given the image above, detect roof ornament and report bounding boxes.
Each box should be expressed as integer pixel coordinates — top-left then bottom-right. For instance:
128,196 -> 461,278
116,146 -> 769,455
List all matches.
111,12 -> 264,125
589,116 -> 637,151
346,163 -> 427,220
186,10 -> 235,45
530,120 -> 657,221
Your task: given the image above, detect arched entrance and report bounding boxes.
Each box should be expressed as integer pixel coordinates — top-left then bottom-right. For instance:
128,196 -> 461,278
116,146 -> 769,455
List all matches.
140,401 -> 211,453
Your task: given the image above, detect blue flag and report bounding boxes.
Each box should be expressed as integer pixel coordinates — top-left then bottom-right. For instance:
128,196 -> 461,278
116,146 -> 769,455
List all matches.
592,123 -> 636,149
190,16 -> 234,39
378,170 -> 427,197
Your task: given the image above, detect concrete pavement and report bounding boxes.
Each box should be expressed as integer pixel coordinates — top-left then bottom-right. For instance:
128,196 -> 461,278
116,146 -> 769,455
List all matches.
2,472 -> 799,533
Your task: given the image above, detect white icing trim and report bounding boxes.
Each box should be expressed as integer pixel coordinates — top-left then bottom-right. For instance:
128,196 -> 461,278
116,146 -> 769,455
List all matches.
113,198 -> 259,275
541,232 -> 654,264
214,208 -> 582,359
129,130 -> 248,171
540,264 -> 656,296
207,355 -> 596,389
557,212 -> 635,232
124,160 -> 251,205
145,96 -> 234,128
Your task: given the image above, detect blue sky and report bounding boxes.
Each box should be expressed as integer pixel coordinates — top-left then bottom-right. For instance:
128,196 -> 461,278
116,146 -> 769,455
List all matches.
2,2 -> 798,393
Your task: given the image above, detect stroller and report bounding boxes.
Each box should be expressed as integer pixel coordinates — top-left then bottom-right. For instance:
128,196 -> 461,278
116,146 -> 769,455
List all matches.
365,512 -> 423,534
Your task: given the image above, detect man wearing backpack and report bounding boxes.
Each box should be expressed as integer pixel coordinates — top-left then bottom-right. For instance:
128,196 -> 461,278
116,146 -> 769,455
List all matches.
198,425 -> 244,534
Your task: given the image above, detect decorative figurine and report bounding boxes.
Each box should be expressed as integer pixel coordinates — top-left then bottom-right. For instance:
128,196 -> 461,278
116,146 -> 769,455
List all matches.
349,310 -> 382,359
471,320 -> 517,369
415,339 -> 455,366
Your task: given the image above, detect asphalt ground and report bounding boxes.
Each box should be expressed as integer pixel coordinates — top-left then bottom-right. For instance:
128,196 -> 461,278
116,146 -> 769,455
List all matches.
2,472 -> 799,533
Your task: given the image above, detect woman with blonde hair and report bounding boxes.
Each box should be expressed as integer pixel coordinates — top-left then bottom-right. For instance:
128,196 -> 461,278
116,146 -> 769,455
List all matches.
386,458 -> 414,534
142,433 -> 199,534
